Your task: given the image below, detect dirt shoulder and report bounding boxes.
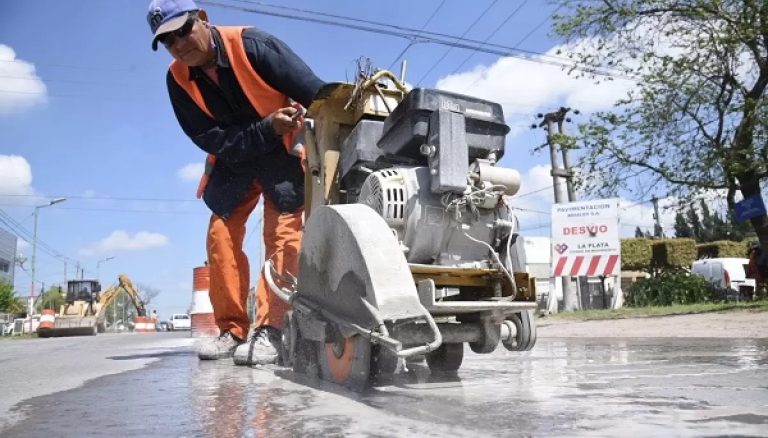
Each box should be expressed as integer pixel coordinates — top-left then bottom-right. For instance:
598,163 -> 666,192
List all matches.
537,310 -> 768,338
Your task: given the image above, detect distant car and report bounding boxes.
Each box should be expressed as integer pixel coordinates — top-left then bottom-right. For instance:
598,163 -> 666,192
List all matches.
156,321 -> 170,332
691,258 -> 755,300
169,313 -> 191,331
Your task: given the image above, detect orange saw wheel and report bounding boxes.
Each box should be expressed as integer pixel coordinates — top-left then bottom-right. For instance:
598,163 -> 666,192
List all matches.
317,328 -> 372,392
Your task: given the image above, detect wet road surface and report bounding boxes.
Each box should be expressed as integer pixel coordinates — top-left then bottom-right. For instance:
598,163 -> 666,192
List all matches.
1,334 -> 767,437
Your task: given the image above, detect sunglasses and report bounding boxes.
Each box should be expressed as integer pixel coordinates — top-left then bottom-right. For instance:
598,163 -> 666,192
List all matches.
159,15 -> 196,48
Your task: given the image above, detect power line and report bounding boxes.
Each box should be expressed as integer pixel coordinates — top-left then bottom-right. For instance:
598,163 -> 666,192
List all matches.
0,193 -> 199,203
513,4 -> 563,48
0,59 -> 136,73
0,210 -> 76,264
0,205 -> 207,216
518,224 -> 551,232
415,0 -> 500,86
512,184 -> 555,199
621,199 -> 651,210
199,0 -> 630,80
449,0 -> 530,75
387,0 -> 447,71
57,207 -> 207,215
462,4 -> 563,93
512,206 -> 550,215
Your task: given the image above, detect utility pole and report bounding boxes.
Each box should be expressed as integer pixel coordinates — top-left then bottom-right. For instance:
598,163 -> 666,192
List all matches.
29,198 -> 66,332
538,107 -> 580,312
651,196 -> 664,238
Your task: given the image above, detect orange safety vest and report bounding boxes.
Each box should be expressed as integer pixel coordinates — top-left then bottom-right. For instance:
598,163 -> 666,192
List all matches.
169,26 -> 303,198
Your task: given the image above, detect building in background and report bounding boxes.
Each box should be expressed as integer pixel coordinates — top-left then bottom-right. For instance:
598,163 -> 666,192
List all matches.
0,228 -> 17,286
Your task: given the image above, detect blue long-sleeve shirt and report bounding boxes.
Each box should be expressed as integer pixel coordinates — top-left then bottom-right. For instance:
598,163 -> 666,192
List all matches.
167,26 -> 324,217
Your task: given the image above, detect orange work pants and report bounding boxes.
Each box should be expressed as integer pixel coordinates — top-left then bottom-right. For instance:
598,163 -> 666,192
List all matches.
206,181 -> 302,341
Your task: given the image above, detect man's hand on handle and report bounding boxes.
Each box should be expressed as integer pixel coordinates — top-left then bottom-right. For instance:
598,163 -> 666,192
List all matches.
271,107 -> 302,136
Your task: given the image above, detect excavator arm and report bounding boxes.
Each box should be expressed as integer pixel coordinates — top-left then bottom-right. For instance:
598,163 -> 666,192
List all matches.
95,274 -> 148,320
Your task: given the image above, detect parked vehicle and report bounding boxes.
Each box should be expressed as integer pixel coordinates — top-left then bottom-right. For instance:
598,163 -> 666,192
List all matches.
156,320 -> 170,332
691,258 -> 755,300
169,314 -> 191,331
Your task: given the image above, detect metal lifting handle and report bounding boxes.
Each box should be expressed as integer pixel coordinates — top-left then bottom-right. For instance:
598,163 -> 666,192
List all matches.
392,310 -> 443,358
263,260 -> 295,304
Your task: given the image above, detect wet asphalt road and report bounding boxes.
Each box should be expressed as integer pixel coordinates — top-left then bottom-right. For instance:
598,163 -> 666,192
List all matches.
1,333 -> 767,437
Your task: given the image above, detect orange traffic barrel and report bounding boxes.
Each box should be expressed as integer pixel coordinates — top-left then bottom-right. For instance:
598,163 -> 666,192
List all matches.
38,308 -> 55,332
134,316 -> 157,333
191,265 -> 219,338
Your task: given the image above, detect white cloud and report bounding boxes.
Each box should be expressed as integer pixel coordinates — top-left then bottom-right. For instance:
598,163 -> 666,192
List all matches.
79,230 -> 169,256
0,155 -> 34,197
436,47 -> 635,139
0,45 -> 47,114
177,162 -> 204,182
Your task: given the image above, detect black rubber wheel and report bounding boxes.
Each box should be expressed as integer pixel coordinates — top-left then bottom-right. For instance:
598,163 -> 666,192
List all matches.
426,343 -> 464,373
280,312 -> 296,368
370,345 -> 399,381
291,317 -> 318,377
503,310 -> 537,351
469,322 -> 501,354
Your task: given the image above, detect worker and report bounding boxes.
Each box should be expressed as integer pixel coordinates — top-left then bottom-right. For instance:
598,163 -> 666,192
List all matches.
147,0 -> 324,365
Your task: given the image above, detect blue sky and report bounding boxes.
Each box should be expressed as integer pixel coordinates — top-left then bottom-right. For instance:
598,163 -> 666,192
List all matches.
0,0 -> 657,319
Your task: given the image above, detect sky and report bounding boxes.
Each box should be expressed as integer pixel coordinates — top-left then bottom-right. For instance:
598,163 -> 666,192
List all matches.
0,0 -> 669,319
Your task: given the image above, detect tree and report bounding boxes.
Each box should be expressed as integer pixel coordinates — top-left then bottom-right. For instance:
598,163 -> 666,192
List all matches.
711,212 -> 728,241
635,226 -> 645,238
674,212 -> 693,238
553,1 -> 768,254
699,200 -> 716,242
35,285 -> 66,312
687,207 -> 702,242
0,281 -> 25,314
136,283 -> 160,308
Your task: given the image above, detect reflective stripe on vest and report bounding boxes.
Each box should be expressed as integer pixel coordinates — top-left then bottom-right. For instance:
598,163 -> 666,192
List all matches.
168,26 -> 303,198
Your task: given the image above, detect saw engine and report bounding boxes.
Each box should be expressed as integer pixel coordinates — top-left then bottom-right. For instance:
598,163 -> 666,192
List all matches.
347,88 -> 525,274
268,77 -> 538,391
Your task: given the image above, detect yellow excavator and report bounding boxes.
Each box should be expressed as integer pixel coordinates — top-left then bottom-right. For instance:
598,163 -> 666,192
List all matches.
39,274 -> 148,337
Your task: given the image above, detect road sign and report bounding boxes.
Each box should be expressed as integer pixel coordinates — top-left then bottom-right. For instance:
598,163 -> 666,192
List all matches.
551,199 -> 621,277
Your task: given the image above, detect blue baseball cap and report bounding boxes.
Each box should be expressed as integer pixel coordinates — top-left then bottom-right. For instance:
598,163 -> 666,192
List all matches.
147,0 -> 199,51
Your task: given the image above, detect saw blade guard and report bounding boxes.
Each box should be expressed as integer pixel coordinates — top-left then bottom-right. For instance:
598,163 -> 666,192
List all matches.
297,204 -> 427,333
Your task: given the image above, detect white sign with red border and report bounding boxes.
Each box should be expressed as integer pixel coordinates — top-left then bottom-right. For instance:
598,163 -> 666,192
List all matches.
551,198 -> 620,277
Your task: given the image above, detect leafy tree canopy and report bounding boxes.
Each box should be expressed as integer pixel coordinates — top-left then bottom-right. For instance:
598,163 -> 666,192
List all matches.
553,0 -> 768,246
0,281 -> 25,314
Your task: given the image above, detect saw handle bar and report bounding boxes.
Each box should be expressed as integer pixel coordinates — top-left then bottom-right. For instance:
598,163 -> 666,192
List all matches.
264,260 -> 443,358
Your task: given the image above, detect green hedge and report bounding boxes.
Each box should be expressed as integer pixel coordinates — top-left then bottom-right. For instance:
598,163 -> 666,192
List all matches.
696,240 -> 750,259
621,238 -> 652,271
651,238 -> 697,269
626,271 -> 716,306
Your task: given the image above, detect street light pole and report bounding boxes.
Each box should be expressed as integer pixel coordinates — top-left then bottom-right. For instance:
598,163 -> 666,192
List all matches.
96,256 -> 115,280
29,197 -> 66,333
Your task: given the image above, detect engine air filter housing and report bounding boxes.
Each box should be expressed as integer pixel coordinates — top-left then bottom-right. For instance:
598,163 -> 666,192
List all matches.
358,169 -> 407,230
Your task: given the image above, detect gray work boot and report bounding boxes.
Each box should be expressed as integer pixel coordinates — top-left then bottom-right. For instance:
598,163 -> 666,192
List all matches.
198,331 -> 244,360
233,326 -> 282,366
